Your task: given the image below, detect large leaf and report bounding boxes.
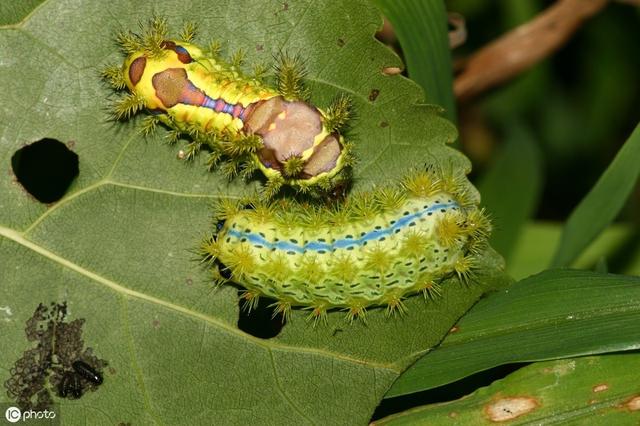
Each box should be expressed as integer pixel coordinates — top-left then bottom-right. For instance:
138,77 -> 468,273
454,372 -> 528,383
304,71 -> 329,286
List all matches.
376,354 -> 640,425
387,269 -> 640,397
0,0 -> 507,424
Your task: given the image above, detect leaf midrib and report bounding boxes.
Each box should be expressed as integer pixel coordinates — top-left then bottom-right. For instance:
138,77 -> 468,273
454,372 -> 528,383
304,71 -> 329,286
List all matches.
0,223 -> 401,373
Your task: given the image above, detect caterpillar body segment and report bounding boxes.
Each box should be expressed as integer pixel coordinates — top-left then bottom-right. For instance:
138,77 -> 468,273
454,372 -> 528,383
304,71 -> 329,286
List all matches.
201,169 -> 491,322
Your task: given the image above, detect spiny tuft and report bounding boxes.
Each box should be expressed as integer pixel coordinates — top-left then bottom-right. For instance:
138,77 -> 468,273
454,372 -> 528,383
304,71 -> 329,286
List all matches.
180,21 -> 198,42
282,155 -> 305,178
240,290 -> 261,313
112,93 -> 147,120
323,94 -> 353,133
101,64 -> 126,90
275,53 -> 309,101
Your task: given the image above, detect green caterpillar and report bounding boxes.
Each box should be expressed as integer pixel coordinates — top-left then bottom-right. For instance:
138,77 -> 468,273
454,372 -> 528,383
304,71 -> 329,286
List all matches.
103,18 -> 354,197
200,168 -> 491,322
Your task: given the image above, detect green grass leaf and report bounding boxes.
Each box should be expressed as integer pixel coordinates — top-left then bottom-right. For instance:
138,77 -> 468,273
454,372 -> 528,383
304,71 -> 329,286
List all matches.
370,0 -> 456,121
0,0 -> 505,423
551,123 -> 640,267
509,222 -> 640,279
387,269 -> 640,397
376,354 -> 640,425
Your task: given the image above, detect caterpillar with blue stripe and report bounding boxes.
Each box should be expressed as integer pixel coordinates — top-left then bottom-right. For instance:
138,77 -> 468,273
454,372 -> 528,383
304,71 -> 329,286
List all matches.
103,18 -> 354,197
200,168 -> 491,322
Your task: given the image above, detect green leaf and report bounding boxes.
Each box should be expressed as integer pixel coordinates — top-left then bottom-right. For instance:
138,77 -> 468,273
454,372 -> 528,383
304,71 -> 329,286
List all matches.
0,0 -> 44,25
508,222 -> 640,280
0,0 -> 506,423
376,354 -> 640,425
477,122 -> 543,261
387,269 -> 640,397
551,123 -> 640,268
370,0 -> 456,121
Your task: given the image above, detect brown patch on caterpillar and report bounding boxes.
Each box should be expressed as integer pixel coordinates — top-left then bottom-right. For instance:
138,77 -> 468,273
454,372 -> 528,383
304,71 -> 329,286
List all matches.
152,68 -> 192,108
302,134 -> 342,177
257,147 -> 283,171
128,57 -> 146,86
251,99 -> 323,162
245,97 -> 285,133
160,40 -> 193,63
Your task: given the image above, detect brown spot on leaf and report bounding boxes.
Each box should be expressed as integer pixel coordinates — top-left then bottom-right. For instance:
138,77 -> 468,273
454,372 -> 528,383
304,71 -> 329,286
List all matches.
626,396 -> 640,411
152,319 -> 160,329
382,66 -> 402,76
484,396 -> 538,422
379,121 -> 389,128
369,89 -> 380,102
449,325 -> 459,333
337,38 -> 345,47
592,384 -> 609,393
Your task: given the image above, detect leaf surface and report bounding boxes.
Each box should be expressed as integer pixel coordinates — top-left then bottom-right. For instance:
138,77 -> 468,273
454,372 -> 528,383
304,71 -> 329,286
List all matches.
0,1 -> 506,423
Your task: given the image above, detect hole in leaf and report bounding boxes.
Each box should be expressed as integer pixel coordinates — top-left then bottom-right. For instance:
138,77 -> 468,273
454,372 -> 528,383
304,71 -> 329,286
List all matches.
11,138 -> 79,203
237,291 -> 285,339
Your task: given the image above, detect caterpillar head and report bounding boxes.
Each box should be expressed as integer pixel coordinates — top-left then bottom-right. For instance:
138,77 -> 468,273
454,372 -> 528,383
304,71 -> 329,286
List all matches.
120,40 -> 208,115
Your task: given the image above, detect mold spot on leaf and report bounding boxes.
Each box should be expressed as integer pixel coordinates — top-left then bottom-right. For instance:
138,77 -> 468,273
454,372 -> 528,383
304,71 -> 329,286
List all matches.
4,302 -> 108,410
11,138 -> 79,203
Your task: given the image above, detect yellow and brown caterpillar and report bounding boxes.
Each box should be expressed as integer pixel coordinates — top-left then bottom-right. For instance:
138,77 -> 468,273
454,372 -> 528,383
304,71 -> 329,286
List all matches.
103,18 -> 354,197
200,168 -> 491,322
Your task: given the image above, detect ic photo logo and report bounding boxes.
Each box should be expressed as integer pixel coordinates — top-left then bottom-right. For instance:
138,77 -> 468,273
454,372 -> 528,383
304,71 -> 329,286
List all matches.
4,407 -> 20,423
4,406 -> 57,424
